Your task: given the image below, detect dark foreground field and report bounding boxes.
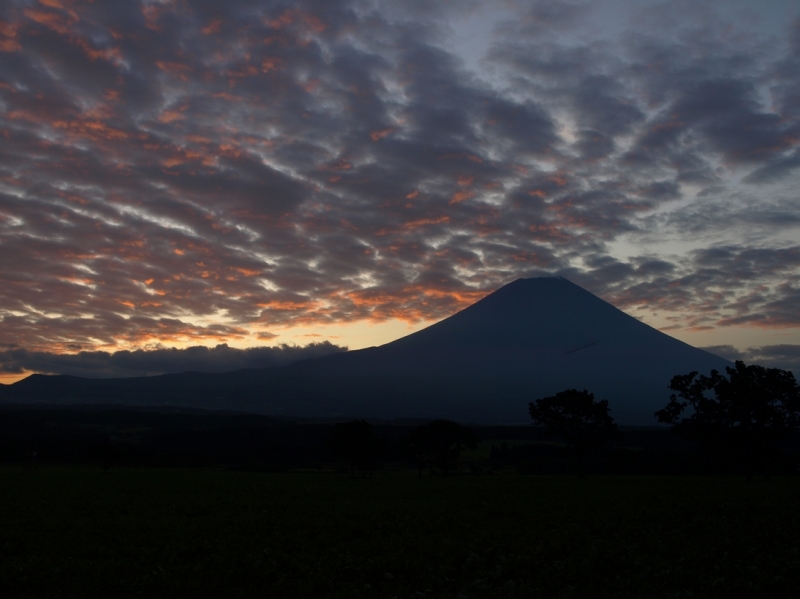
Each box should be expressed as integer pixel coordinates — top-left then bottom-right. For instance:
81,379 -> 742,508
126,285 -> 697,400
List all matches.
2,468 -> 799,599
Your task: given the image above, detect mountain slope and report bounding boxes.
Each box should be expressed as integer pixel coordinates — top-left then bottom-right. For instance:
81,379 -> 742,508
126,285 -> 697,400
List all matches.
278,277 -> 730,423
1,277 -> 731,425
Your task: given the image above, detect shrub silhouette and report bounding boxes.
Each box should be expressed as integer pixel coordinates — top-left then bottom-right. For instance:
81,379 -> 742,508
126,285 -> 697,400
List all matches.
529,389 -> 619,461
655,361 -> 800,475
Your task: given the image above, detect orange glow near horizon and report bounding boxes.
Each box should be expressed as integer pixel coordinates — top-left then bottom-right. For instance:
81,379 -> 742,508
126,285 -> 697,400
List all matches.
0,372 -> 32,385
270,317 -> 437,350
3,309 -> 799,382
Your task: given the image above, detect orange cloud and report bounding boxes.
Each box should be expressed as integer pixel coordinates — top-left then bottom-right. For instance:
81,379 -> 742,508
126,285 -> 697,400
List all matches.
6,109 -> 40,123
24,9 -> 76,36
81,102 -> 115,119
142,4 -> 165,31
438,153 -> 483,163
156,60 -> 192,74
211,92 -> 243,103
52,119 -> 129,141
370,128 -> 393,141
0,37 -> 20,52
57,276 -> 94,286
547,173 -> 568,186
158,110 -> 185,123
162,156 -> 185,168
300,12 -> 327,33
0,21 -> 21,52
219,143 -> 242,158
449,190 -> 474,205
326,159 -> 352,171
228,65 -> 260,80
75,39 -> 123,64
202,18 -> 222,35
342,286 -> 488,324
262,57 -> 283,72
257,300 -> 319,311
264,10 -> 294,29
402,215 -> 450,230
264,9 -> 326,33
302,78 -> 320,93
529,223 -> 572,242
512,164 -> 528,175
21,9 -> 124,63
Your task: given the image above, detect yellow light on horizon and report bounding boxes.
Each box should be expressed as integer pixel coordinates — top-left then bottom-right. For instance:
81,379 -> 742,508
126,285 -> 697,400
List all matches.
267,317 -> 439,350
0,372 -> 32,385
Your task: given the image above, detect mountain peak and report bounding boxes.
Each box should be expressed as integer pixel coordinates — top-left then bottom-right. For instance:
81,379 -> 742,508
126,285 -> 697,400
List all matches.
385,275 -> 628,350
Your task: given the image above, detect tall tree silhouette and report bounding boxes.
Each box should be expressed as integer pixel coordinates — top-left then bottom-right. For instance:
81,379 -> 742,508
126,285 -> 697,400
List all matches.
529,389 -> 619,467
328,420 -> 381,478
655,361 -> 800,475
409,420 -> 478,476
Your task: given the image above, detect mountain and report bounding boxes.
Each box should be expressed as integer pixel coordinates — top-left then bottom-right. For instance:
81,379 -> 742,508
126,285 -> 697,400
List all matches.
0,277 -> 731,425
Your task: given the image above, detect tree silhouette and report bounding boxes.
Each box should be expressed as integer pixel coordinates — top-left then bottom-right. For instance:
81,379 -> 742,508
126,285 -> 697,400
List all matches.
529,389 -> 619,462
409,420 -> 479,476
655,361 -> 800,475
328,420 -> 381,478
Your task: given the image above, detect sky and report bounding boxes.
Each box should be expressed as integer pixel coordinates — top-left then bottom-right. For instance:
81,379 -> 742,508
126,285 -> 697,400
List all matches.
1,0 -> 799,382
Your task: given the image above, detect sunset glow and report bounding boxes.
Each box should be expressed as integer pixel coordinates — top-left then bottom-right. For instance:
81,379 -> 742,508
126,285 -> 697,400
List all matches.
1,0 -> 799,379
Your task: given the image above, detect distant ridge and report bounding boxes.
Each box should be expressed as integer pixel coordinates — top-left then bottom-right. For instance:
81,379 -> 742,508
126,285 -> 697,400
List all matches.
0,277 -> 731,425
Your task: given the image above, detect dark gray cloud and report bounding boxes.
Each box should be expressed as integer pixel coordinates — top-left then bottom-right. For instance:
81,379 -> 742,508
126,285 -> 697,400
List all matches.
743,149 -> 800,183
0,342 -> 346,378
0,0 -> 798,372
701,344 -> 800,376
518,244 -> 800,335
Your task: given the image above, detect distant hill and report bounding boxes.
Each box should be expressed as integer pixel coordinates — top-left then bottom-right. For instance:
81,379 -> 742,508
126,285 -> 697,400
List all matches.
0,277 -> 731,425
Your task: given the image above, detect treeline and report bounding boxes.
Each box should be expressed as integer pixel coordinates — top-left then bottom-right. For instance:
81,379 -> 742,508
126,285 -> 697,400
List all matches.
2,405 -> 798,476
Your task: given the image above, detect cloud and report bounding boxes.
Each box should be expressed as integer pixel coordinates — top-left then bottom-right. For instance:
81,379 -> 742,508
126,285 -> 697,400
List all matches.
0,0 -> 798,360
699,345 -> 746,362
743,149 -> 800,184
700,344 -> 800,376
0,341 -> 347,378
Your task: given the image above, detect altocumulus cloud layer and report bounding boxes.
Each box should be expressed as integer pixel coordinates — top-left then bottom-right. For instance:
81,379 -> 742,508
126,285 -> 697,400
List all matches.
1,0 -> 800,376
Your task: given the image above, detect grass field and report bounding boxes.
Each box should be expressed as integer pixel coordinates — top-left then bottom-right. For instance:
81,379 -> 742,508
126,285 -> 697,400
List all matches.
2,467 -> 799,598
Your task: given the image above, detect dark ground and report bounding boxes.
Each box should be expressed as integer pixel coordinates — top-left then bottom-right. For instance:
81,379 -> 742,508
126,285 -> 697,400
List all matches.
1,406 -> 800,597
1,404 -> 797,475
2,467 -> 799,598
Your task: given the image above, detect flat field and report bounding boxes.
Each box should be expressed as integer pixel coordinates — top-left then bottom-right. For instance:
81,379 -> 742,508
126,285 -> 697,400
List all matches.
2,467 -> 799,598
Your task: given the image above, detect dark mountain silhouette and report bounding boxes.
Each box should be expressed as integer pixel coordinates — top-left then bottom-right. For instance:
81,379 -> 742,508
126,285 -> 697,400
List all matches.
0,277 -> 730,425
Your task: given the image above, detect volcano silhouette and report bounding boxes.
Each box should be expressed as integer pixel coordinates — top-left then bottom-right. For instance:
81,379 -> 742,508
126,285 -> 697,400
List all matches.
2,277 -> 730,425
276,276 -> 730,424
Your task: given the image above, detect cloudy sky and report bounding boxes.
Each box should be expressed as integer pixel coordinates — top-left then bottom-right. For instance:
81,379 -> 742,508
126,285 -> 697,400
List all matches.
1,0 -> 799,381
